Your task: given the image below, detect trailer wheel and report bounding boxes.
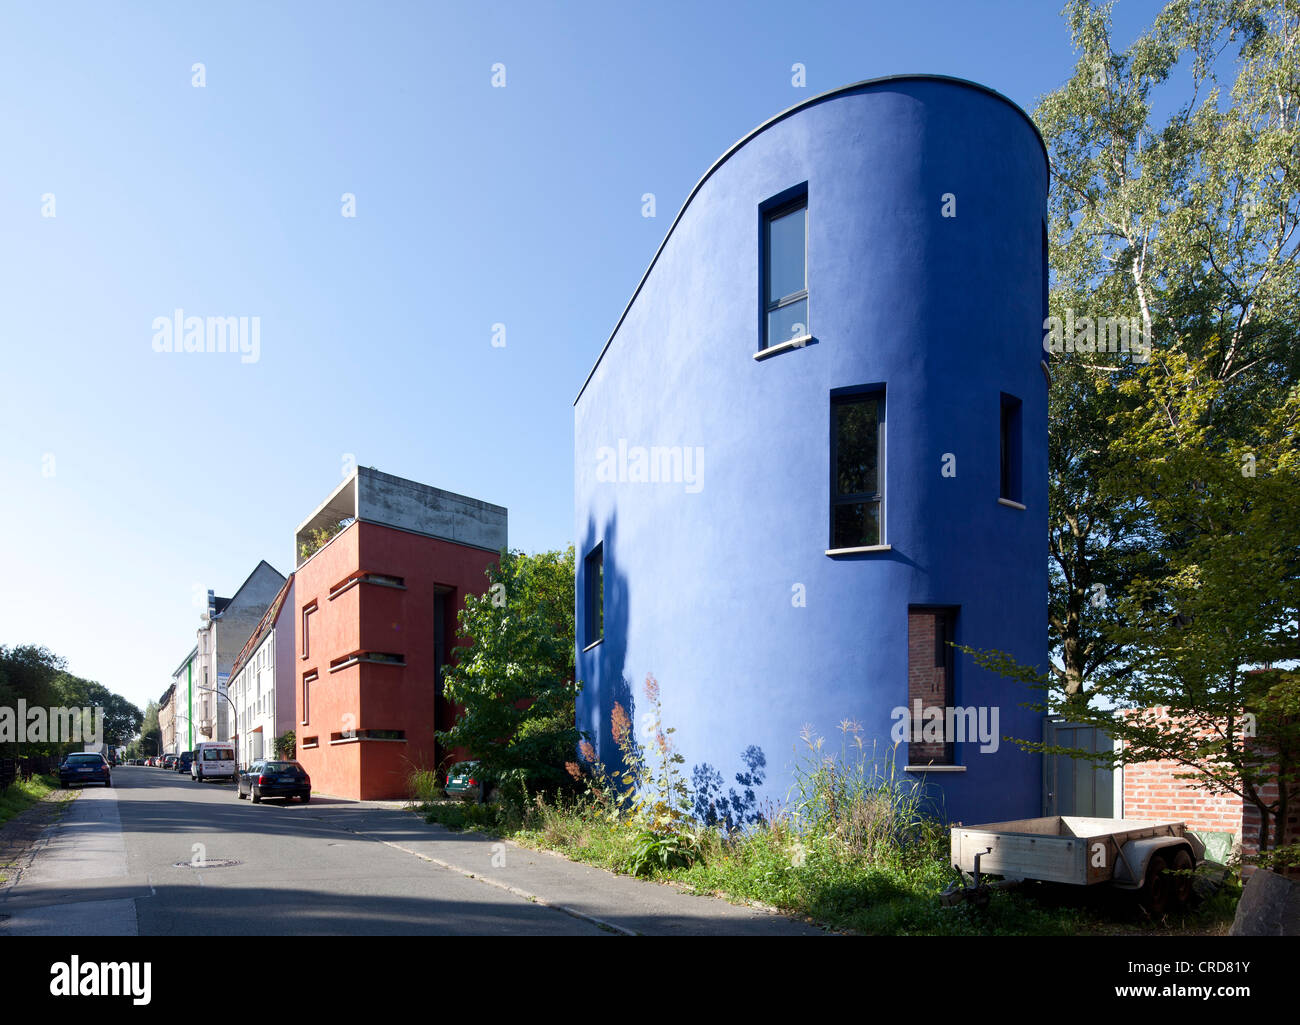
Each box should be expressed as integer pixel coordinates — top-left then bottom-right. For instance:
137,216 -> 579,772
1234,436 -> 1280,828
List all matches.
1139,853 -> 1173,917
1170,848 -> 1194,907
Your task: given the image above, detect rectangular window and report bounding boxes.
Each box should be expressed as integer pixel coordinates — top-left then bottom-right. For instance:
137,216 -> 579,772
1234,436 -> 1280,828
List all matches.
830,390 -> 884,548
907,607 -> 956,766
1000,394 -> 1023,504
762,194 -> 808,348
302,670 -> 317,725
584,544 -> 604,647
301,601 -> 317,659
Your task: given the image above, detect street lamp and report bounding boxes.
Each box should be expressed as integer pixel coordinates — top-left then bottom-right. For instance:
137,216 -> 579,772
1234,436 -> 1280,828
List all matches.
196,684 -> 240,765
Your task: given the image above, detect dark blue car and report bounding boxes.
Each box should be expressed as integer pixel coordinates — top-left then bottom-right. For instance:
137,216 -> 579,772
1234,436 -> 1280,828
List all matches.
59,752 -> 111,788
237,760 -> 311,803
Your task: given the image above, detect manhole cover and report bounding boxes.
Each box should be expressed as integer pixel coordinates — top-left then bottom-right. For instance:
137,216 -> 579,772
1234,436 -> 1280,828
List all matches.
173,859 -> 241,869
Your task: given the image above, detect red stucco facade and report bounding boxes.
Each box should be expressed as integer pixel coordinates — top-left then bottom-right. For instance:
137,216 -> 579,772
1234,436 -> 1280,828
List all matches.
293,521 -> 497,800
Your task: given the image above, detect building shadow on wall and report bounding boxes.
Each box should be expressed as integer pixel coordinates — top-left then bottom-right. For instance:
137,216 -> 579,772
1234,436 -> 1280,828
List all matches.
579,515 -> 634,776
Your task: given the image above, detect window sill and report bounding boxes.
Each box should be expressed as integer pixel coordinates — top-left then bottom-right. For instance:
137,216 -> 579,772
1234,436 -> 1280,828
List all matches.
825,544 -> 891,557
904,765 -> 966,774
753,335 -> 812,361
582,638 -> 603,653
997,497 -> 1026,511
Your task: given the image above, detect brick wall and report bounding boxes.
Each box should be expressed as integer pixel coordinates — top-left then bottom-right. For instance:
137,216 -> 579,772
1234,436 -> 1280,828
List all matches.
1122,754 -> 1244,835
907,608 -> 952,765
1120,706 -> 1299,878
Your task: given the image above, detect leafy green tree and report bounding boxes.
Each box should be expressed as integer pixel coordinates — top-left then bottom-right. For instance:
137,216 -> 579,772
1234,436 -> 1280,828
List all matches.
974,0 -> 1300,860
436,547 -> 582,802
139,700 -> 162,758
1036,0 -> 1300,705
54,673 -> 142,749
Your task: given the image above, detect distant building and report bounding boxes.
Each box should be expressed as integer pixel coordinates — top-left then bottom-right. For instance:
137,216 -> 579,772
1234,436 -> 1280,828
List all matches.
170,647 -> 198,753
158,684 -> 176,755
227,574 -> 296,766
172,561 -> 286,749
292,467 -> 506,800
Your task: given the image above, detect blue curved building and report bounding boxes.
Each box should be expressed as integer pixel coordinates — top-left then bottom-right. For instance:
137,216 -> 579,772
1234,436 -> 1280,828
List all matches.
574,76 -> 1048,826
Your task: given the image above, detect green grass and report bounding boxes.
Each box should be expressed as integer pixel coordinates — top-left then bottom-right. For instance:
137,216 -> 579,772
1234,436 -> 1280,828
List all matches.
0,774 -> 60,828
414,797 -> 1238,936
412,725 -> 1237,935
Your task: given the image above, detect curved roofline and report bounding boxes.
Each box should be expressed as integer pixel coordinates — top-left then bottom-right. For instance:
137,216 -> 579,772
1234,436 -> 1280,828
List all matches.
574,74 -> 1048,406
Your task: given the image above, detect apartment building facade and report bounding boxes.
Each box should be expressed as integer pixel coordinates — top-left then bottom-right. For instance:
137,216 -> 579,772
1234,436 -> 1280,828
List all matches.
227,574 -> 296,766
293,467 -> 506,800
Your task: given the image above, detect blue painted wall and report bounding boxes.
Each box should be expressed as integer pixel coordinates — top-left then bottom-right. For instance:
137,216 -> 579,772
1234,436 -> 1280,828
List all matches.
574,77 -> 1048,826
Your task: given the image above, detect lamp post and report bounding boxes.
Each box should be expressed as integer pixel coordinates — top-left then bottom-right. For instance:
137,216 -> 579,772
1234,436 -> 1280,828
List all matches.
196,684 -> 240,768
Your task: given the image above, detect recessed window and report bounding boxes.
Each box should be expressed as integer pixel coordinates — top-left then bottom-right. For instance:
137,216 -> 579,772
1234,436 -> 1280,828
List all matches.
301,601 -> 317,659
763,194 -> 808,349
830,391 -> 885,548
302,670 -> 317,725
1000,394 -> 1023,504
584,544 -> 603,647
907,607 -> 957,766
330,728 -> 406,743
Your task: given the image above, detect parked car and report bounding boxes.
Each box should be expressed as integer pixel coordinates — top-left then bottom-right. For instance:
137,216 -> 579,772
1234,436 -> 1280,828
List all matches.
445,761 -> 495,803
162,754 -> 177,770
191,741 -> 237,782
237,760 -> 311,803
176,751 -> 193,773
59,752 -> 111,789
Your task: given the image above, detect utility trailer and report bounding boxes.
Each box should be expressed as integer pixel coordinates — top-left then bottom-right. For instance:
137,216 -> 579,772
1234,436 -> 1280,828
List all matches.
944,816 -> 1206,915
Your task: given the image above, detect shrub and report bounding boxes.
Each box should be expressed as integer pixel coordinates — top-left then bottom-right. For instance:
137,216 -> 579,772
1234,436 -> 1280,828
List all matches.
625,826 -> 703,876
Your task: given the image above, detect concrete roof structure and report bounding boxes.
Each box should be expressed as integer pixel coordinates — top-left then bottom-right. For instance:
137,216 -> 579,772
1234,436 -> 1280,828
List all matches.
295,467 -> 507,568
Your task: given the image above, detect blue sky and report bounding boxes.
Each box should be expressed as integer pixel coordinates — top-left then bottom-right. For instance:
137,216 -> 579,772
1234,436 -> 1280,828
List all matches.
0,0 -> 1165,709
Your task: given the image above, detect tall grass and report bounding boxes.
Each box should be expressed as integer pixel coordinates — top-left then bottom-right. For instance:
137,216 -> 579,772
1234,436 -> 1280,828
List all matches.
788,720 -> 944,865
405,767 -> 443,805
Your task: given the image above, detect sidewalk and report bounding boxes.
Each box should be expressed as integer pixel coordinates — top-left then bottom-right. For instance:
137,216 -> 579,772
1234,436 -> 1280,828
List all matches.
299,795 -> 826,936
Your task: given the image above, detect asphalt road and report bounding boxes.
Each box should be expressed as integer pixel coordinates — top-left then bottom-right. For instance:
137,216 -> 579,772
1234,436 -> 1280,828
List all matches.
0,765 -> 608,936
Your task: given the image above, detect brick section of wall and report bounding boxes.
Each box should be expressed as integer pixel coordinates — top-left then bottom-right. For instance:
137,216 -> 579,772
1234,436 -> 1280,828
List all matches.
907,608 -> 952,765
1120,705 -> 1300,878
1122,755 -> 1243,835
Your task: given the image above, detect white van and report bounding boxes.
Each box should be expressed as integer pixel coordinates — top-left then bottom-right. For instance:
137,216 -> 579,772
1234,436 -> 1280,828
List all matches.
191,741 -> 237,782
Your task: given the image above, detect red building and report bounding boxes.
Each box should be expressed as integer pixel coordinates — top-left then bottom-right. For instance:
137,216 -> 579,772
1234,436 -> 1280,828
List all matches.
292,468 -> 507,800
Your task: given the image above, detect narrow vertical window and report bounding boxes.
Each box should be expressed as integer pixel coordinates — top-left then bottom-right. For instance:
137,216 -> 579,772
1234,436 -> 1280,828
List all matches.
830,391 -> 884,549
584,544 -> 604,647
907,607 -> 956,766
1000,394 -> 1023,504
302,670 -> 317,726
763,195 -> 808,348
301,601 -> 316,659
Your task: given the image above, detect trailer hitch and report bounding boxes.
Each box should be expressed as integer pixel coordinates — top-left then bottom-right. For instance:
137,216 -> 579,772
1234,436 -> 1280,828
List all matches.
941,847 -> 993,908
